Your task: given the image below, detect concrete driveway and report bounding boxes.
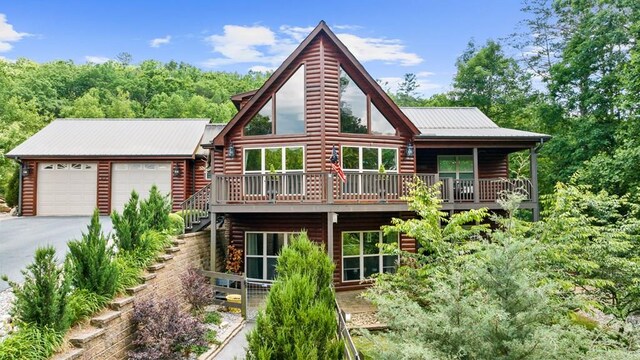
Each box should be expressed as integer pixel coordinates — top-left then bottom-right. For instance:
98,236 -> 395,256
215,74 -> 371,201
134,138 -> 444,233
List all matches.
0,216 -> 113,291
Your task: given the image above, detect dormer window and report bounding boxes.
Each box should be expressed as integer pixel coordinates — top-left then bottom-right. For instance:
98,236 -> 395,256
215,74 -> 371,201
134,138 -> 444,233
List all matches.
244,65 -> 305,136
339,67 -> 395,135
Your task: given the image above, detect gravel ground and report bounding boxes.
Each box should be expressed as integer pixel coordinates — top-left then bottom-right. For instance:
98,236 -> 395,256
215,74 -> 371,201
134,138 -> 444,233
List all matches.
0,288 -> 16,340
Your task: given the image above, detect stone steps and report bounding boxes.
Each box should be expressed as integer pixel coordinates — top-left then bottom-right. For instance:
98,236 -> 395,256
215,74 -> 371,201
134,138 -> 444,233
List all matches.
90,310 -> 122,328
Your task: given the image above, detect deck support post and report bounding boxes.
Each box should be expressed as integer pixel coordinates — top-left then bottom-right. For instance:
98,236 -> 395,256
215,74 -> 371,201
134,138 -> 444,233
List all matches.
473,148 -> 479,203
327,212 -> 335,261
211,211 -> 217,271
530,147 -> 540,221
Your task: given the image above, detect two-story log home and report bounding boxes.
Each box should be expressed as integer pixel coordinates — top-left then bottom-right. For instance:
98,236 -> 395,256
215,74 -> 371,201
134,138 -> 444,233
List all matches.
186,21 -> 550,290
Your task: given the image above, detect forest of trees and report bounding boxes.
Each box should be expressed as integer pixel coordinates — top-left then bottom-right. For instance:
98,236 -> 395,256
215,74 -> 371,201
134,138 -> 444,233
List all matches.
0,57 -> 269,202
1,0 -> 639,206
390,0 -> 640,201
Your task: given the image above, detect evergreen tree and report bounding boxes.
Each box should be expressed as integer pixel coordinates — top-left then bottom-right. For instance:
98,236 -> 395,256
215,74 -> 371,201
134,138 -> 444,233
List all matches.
246,233 -> 343,360
66,209 -> 119,298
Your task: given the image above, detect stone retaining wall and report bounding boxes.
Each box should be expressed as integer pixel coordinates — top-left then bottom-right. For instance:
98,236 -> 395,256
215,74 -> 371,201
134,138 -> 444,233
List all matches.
51,230 -> 211,360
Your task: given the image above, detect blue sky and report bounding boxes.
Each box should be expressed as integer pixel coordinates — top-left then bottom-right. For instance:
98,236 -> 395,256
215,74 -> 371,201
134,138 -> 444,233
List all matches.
0,1 -> 527,96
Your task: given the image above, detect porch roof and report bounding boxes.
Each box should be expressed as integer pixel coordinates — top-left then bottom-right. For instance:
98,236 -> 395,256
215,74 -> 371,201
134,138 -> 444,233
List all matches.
401,107 -> 551,141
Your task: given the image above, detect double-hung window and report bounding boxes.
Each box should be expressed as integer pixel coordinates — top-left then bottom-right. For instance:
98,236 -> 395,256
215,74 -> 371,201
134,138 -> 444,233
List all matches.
244,146 -> 304,195
342,231 -> 398,282
245,232 -> 299,281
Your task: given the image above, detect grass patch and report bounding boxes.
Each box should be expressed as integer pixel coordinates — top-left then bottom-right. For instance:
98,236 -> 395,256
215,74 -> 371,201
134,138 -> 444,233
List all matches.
0,323 -> 64,360
67,289 -> 110,323
203,311 -> 222,325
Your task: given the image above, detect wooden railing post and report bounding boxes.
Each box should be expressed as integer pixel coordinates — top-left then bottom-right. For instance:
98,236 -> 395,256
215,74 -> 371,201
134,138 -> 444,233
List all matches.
241,279 -> 247,319
327,173 -> 334,204
447,177 -> 454,203
473,148 -> 479,203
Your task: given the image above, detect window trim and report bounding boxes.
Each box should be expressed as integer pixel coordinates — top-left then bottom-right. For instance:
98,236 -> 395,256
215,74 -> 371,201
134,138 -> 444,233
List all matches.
437,155 -> 474,179
341,230 -> 398,283
245,232 -> 300,282
338,65 -> 397,136
244,63 -> 306,136
243,146 -> 306,174
340,146 -> 398,172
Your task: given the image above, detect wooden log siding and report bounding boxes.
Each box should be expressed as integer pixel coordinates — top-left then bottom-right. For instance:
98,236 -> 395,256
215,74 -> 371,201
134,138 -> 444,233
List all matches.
478,149 -> 509,179
193,159 -> 209,193
97,161 -> 111,215
21,160 -> 37,216
171,160 -> 187,212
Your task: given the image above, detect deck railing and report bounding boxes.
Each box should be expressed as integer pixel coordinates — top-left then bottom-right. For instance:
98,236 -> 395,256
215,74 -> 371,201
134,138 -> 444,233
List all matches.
211,173 -> 534,205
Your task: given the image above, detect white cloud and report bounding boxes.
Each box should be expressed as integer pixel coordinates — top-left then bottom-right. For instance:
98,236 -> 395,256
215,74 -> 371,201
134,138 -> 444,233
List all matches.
0,13 -> 29,53
416,71 -> 435,77
85,55 -> 110,64
336,33 -> 422,66
378,72 -> 443,97
248,65 -> 275,73
203,25 -> 281,67
333,24 -> 363,31
279,25 -> 314,42
150,35 -> 171,48
202,24 -> 423,69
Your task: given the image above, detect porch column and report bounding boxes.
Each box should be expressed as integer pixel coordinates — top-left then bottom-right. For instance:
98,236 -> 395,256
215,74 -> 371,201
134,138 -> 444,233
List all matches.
473,148 -> 479,203
211,211 -> 217,271
530,147 -> 540,221
327,212 -> 335,261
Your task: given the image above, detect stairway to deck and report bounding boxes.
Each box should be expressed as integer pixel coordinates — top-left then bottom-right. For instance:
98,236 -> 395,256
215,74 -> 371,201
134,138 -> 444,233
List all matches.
180,183 -> 211,233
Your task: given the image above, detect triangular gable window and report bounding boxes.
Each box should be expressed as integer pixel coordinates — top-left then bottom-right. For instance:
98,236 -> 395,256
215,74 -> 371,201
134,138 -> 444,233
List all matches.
244,65 -> 305,136
244,99 -> 272,136
371,103 -> 395,135
339,66 -> 397,136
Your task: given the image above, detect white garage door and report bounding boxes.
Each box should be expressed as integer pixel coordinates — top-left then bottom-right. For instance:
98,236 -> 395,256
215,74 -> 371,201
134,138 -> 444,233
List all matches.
37,162 -> 98,216
111,162 -> 172,213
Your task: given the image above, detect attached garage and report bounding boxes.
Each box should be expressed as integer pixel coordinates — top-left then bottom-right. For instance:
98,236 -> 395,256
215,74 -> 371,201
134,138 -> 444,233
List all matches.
6,119 -> 218,216
111,162 -> 172,212
37,162 -> 97,216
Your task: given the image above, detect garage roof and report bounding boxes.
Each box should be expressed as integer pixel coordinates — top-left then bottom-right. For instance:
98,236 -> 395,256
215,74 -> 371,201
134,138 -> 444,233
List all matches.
401,107 -> 551,140
6,119 -> 210,158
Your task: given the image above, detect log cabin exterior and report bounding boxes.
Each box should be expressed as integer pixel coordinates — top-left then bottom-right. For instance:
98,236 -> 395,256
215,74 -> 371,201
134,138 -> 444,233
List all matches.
200,21 -> 550,290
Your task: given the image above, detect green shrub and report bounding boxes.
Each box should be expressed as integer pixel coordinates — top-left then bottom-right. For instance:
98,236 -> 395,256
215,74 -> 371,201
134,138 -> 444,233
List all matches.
168,212 -> 185,235
140,185 -> 171,232
111,190 -> 146,252
135,230 -> 171,266
66,209 -> 119,298
67,289 -> 110,323
246,233 -> 343,360
4,165 -> 19,208
203,311 -> 221,325
2,246 -> 71,333
113,253 -> 142,292
0,323 -> 64,360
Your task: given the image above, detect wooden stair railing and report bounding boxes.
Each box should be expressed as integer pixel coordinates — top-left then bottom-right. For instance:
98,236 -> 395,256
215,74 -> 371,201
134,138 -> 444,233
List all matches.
180,183 -> 211,232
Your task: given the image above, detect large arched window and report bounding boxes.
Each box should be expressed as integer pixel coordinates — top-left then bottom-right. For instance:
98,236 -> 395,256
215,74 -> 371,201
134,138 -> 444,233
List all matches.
339,66 -> 395,135
244,65 -> 305,136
